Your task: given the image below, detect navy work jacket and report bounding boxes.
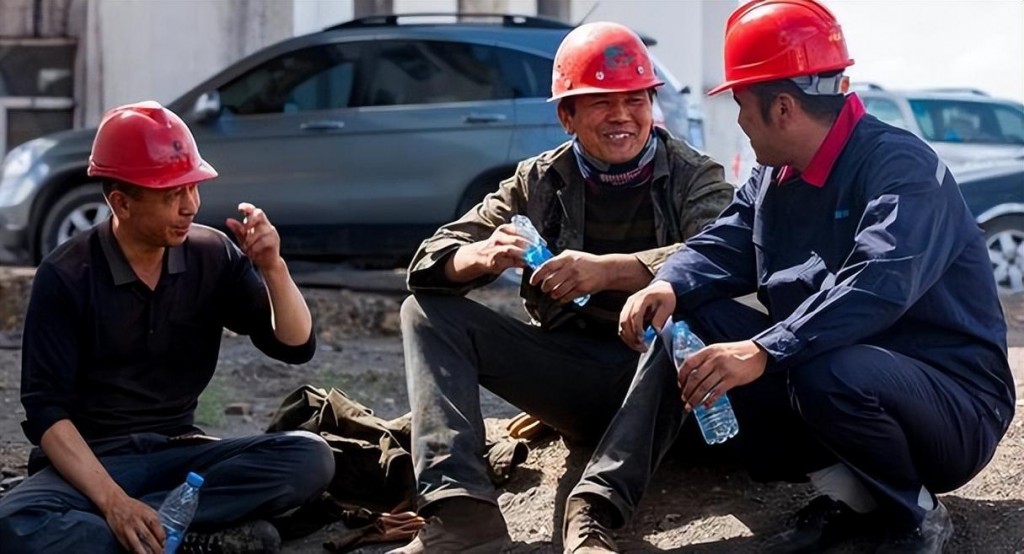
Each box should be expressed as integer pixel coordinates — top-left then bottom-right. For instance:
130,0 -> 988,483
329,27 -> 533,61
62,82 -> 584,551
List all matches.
656,95 -> 1014,424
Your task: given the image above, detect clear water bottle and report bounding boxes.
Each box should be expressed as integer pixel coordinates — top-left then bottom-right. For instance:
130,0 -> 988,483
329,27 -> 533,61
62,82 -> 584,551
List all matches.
672,321 -> 739,444
511,215 -> 589,307
158,472 -> 204,553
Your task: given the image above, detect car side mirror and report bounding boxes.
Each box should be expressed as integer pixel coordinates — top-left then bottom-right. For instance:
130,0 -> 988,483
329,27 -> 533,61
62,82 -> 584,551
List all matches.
191,91 -> 221,124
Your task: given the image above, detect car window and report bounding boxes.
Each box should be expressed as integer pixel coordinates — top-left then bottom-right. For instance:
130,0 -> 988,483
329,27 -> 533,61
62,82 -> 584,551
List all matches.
909,99 -> 1022,145
862,97 -> 909,130
993,105 -> 1024,145
219,43 -> 362,115
494,47 -> 552,99
358,40 -> 519,106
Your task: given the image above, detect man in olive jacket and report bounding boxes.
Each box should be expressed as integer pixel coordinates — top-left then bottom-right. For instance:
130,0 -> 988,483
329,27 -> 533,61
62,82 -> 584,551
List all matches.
390,23 -> 735,554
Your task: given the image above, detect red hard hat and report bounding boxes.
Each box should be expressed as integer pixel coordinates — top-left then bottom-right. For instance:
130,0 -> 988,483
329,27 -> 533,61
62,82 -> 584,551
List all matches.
550,22 -> 664,102
88,101 -> 218,189
708,0 -> 854,96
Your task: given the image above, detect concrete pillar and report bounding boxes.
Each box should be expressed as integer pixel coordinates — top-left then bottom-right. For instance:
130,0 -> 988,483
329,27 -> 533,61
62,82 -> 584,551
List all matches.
458,0 -> 506,12
354,0 -> 394,17
537,0 -> 570,22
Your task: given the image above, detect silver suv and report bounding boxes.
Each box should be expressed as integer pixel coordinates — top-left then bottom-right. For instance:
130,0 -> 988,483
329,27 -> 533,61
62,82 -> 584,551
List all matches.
857,85 -> 1024,172
0,14 -> 697,265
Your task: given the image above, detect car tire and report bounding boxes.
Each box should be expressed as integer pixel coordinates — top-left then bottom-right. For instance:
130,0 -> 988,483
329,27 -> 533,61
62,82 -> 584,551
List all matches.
38,184 -> 110,261
982,214 -> 1024,294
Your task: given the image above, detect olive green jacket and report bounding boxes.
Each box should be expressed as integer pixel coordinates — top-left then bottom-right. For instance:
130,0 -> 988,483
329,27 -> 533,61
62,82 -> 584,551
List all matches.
407,127 -> 735,330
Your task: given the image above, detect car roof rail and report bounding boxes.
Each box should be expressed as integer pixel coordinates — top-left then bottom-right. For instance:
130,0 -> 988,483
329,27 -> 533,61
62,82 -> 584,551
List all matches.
921,87 -> 990,96
325,13 -> 573,31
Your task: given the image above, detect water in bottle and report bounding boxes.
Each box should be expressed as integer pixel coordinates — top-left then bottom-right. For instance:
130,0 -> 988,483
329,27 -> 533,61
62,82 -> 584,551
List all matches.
511,215 -> 589,306
158,471 -> 204,554
671,321 -> 739,444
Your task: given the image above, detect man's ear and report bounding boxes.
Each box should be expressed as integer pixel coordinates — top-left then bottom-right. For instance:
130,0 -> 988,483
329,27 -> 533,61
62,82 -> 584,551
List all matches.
556,102 -> 574,135
106,191 -> 130,219
774,93 -> 798,129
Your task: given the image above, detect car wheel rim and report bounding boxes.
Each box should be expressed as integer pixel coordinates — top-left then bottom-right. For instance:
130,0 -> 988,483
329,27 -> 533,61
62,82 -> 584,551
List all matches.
57,201 -> 110,246
988,228 -> 1024,294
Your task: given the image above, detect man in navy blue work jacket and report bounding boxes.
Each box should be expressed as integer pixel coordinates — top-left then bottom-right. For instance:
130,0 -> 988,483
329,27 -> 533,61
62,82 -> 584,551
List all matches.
559,1 -> 1015,554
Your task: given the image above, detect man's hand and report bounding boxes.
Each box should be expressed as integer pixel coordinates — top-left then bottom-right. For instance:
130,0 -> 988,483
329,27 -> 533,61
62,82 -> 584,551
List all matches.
678,340 -> 767,411
225,203 -> 283,273
529,250 -> 606,303
447,224 -> 528,281
101,492 -> 165,554
618,280 -> 676,351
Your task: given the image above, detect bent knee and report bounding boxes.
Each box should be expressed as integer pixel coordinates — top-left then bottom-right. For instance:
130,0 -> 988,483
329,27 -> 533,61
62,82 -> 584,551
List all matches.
279,431 -> 335,496
400,295 -> 426,333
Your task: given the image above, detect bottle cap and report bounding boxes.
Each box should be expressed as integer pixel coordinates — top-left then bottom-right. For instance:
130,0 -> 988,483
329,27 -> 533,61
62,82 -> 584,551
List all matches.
186,472 -> 205,488
642,326 -> 657,346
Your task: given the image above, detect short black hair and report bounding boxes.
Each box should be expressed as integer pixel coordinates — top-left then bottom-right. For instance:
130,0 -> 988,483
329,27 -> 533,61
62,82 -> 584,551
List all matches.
748,75 -> 845,125
101,179 -> 144,200
560,88 -> 658,117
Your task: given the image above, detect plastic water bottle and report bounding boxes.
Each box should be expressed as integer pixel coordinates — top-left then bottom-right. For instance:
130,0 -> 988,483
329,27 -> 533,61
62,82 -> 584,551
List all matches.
511,215 -> 589,307
672,321 -> 739,444
158,472 -> 204,553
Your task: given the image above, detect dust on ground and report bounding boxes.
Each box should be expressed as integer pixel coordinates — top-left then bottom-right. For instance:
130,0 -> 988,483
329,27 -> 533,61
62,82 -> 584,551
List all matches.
0,268 -> 1021,553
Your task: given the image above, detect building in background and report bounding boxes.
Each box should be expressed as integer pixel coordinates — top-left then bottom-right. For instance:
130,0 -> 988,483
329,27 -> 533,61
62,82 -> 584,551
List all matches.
0,0 -> 747,181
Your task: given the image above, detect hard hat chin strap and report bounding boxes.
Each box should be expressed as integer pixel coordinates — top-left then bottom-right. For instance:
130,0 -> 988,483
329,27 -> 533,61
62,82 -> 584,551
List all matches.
790,73 -> 847,96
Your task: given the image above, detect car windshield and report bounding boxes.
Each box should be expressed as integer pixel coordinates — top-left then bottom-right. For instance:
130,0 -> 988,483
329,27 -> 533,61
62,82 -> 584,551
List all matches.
908,99 -> 1024,145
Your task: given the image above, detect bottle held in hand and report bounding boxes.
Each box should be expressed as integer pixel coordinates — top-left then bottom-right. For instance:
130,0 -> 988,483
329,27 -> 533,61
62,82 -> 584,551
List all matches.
672,321 -> 739,444
511,215 -> 590,306
158,472 -> 204,554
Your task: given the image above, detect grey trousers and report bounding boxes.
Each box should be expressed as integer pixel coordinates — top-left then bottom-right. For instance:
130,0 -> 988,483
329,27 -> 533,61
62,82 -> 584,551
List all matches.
0,431 -> 334,553
401,294 -> 640,508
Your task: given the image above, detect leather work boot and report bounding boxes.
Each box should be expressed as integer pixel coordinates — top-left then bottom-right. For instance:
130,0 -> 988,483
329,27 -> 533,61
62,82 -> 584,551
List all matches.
180,519 -> 281,554
385,497 -> 510,554
876,501 -> 954,554
562,494 -> 620,553
763,496 -> 873,553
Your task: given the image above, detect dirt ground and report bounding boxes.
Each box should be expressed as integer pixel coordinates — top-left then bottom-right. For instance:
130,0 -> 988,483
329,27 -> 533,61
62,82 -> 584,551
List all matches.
0,269 -> 1021,553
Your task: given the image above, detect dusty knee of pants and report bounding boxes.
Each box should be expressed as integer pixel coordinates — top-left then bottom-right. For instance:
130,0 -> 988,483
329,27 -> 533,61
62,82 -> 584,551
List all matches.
281,431 -> 336,500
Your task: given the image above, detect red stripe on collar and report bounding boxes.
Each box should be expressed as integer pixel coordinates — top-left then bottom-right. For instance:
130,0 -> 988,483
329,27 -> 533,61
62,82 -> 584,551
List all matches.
800,93 -> 866,187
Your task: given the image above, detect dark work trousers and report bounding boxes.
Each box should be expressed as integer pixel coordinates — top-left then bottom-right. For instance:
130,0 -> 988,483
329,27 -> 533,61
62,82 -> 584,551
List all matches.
571,297 -> 1010,530
401,294 -> 641,508
0,431 -> 334,553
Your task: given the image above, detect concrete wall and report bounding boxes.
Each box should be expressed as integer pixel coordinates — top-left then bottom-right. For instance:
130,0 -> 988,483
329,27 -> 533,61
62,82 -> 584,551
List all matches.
83,0 -> 293,124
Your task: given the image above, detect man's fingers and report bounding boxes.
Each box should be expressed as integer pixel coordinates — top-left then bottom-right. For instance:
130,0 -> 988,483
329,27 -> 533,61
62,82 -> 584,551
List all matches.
529,258 -> 563,286
224,218 -> 246,244
136,523 -> 163,553
651,302 -> 673,332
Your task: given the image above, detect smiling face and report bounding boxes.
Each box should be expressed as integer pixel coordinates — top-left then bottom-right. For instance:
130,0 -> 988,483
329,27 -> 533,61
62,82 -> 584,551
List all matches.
558,90 -> 654,164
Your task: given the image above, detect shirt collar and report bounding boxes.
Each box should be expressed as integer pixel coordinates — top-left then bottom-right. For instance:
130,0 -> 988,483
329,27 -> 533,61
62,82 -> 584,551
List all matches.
98,218 -> 187,285
799,93 -> 866,187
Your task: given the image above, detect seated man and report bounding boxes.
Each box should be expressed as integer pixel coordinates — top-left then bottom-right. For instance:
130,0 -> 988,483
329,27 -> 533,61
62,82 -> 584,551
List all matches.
0,102 -> 334,554
565,2 -> 1015,554
393,22 -> 735,554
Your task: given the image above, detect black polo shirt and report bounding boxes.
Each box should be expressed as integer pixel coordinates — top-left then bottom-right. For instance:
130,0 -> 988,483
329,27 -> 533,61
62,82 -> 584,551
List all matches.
20,219 -> 315,450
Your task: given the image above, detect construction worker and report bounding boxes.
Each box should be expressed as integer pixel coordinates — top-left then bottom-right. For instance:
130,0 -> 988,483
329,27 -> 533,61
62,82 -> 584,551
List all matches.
0,102 -> 334,553
563,1 -> 1015,553
392,22 -> 735,553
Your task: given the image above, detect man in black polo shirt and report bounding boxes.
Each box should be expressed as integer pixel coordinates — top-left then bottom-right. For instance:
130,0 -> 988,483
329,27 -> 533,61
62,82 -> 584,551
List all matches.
0,101 -> 334,554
